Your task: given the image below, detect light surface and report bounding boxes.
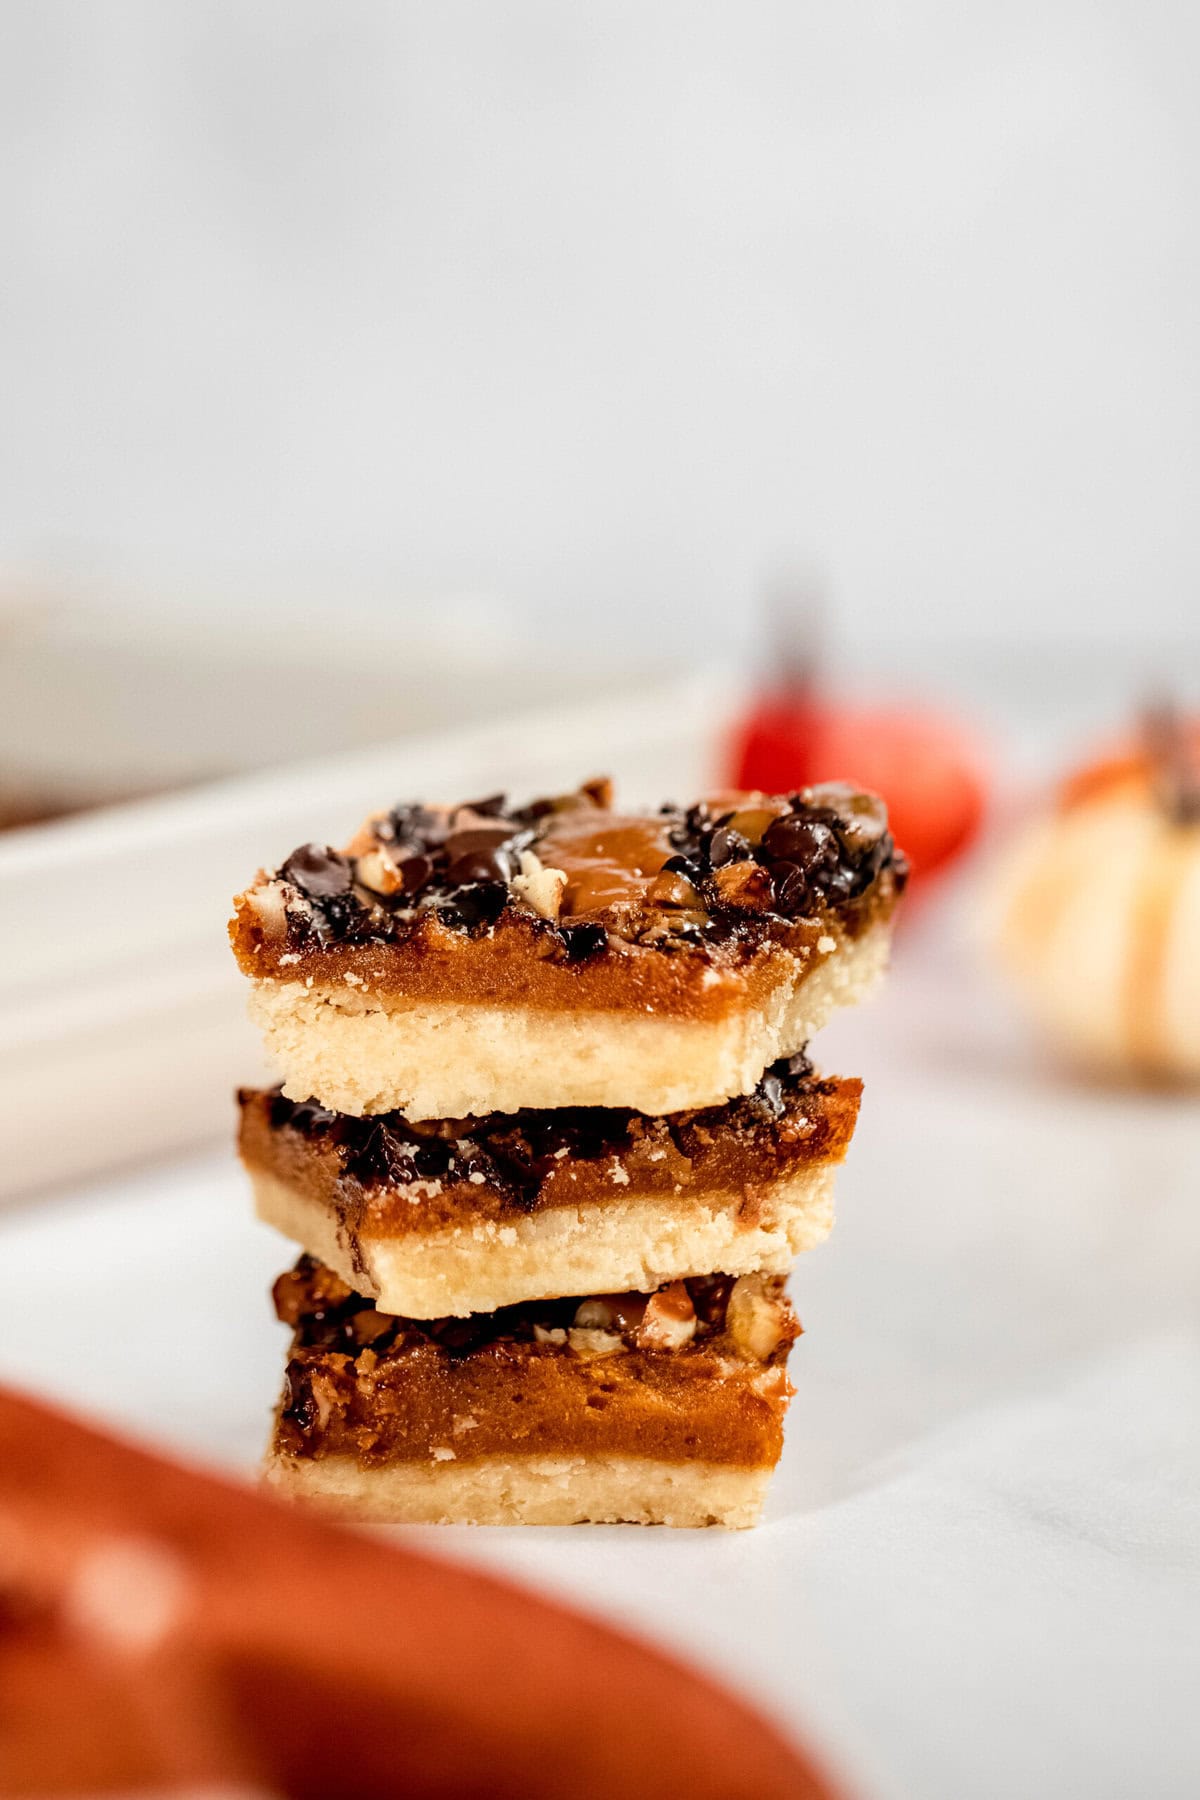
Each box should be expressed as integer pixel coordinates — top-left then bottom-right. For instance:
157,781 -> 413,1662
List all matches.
2,891 -> 1198,1800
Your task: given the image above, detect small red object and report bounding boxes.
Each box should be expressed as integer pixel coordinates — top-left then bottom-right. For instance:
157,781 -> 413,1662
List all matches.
729,697 -> 988,882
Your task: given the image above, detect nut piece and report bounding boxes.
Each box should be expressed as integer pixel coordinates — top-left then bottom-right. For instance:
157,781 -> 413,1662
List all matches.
567,1327 -> 625,1359
647,871 -> 702,909
711,861 -> 775,910
726,804 -> 787,845
511,849 -> 568,921
725,1274 -> 788,1361
355,846 -> 405,897
572,1298 -> 616,1329
248,879 -> 289,940
638,1282 -> 697,1351
582,775 -> 614,808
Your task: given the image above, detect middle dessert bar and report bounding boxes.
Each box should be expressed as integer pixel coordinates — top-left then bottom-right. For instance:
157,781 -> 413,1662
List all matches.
239,1056 -> 860,1316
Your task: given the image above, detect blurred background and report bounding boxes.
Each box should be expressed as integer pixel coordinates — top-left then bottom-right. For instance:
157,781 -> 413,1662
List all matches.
2,2 -> 1198,690
1,10 -> 1198,1797
4,0 -> 1199,1177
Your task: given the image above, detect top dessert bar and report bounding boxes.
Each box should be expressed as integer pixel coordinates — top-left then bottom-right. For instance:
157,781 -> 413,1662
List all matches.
231,778 -> 905,1117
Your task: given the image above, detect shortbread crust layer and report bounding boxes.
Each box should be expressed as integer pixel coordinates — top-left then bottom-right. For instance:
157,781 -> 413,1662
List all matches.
270,1259 -> 797,1528
239,1062 -> 859,1314
264,1451 -> 773,1529
250,1162 -> 835,1317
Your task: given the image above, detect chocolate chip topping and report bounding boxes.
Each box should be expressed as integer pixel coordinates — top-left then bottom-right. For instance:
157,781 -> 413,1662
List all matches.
281,844 -> 354,898
274,1254 -> 781,1373
254,780 -> 903,957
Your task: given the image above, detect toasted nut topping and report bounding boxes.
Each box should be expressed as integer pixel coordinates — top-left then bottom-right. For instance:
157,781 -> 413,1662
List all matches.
349,1308 -> 394,1345
573,1298 -> 616,1330
248,880 -> 289,940
567,1326 -> 625,1359
511,849 -> 568,921
726,805 -> 787,845
647,871 -> 702,909
355,847 -> 405,897
582,775 -> 614,808
638,1282 -> 697,1350
725,1273 -> 787,1360
533,1324 -> 568,1345
711,861 -> 775,910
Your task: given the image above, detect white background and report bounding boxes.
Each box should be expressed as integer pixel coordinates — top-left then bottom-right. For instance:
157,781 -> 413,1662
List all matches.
1,1 -> 1198,668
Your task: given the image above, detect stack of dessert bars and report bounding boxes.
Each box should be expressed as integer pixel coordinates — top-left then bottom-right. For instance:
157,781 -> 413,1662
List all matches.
232,778 -> 904,1528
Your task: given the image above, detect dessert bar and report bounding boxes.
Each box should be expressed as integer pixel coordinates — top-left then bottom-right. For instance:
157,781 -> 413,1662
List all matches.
231,779 -> 904,1117
265,1256 -> 799,1528
239,1057 -> 860,1316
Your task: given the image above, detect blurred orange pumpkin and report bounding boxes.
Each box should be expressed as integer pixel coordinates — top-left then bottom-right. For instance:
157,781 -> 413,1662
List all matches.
991,710 -> 1200,1082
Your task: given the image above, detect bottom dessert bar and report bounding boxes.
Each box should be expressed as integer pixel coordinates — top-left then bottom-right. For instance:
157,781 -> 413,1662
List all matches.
265,1256 -> 799,1529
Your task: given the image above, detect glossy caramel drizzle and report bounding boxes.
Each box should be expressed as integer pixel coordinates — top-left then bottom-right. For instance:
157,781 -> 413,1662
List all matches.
540,812 -> 676,915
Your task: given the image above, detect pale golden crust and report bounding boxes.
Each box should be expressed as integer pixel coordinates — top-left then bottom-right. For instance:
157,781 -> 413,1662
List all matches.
263,1450 -> 773,1528
246,1162 -> 837,1316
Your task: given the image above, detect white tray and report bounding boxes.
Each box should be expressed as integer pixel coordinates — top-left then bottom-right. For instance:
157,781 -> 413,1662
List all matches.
0,669 -> 731,1195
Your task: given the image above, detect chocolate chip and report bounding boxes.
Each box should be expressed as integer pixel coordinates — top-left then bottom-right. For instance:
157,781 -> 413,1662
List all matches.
757,1070 -> 785,1117
687,1274 -> 735,1329
386,803 -> 450,847
561,921 -> 608,961
756,803 -> 887,917
281,1360 -> 319,1433
447,849 -> 515,884
422,1316 -> 490,1354
761,815 -> 835,867
351,1121 -> 408,1186
310,890 -> 370,942
663,852 -> 705,884
444,824 -> 520,885
461,793 -> 508,817
707,826 -> 748,867
281,843 -> 353,898
766,859 -> 805,910
444,880 -> 510,930
398,852 -> 433,895
444,823 -> 516,857
413,1139 -> 453,1179
271,1094 -> 340,1137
